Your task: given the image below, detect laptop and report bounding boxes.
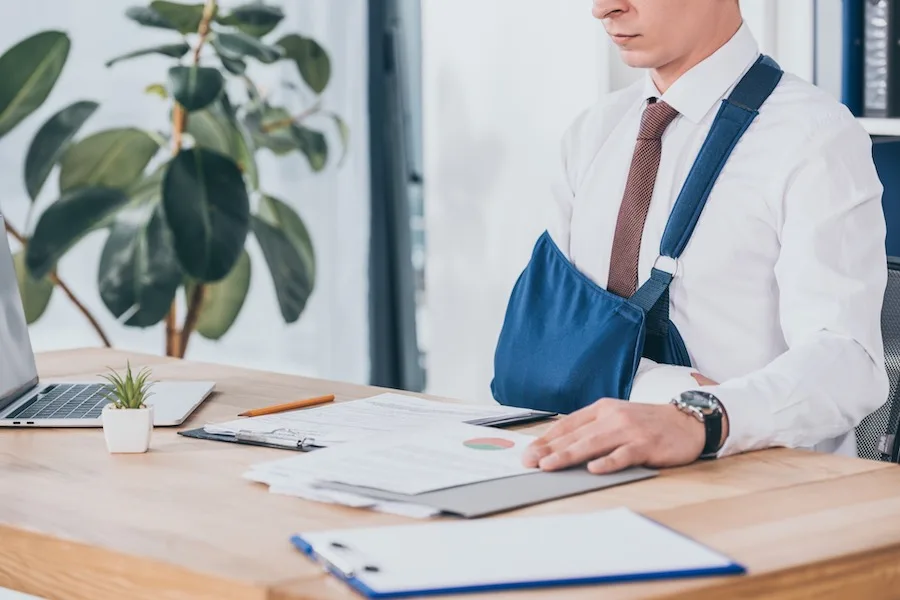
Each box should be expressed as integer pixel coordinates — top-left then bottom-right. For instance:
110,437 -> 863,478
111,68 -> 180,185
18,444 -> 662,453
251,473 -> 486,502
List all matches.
0,218 -> 215,427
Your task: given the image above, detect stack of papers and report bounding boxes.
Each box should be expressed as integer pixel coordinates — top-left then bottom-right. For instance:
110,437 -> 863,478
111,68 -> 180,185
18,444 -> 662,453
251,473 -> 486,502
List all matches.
245,422 -> 540,518
206,393 -> 547,449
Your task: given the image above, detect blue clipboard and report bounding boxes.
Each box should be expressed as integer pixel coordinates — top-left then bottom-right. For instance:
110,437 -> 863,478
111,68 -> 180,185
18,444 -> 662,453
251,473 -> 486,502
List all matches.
289,508 -> 745,598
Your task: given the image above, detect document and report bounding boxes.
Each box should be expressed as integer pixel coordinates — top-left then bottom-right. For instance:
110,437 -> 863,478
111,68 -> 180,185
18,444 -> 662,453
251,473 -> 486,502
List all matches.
246,422 -> 538,495
293,507 -> 744,597
206,393 -> 540,446
266,478 -> 442,518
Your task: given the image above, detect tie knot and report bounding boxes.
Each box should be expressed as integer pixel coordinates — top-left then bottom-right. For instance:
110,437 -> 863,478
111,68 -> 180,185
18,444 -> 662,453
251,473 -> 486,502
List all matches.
638,99 -> 679,140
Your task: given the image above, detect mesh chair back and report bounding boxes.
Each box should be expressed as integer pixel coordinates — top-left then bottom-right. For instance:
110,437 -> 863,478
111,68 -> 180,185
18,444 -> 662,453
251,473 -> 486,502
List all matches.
856,257 -> 900,463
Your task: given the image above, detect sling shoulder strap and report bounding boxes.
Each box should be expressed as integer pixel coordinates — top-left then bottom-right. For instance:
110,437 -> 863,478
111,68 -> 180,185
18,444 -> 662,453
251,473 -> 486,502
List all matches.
630,54 -> 783,317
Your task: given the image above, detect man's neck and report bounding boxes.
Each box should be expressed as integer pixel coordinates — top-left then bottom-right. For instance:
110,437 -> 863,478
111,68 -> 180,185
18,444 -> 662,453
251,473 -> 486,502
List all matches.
650,17 -> 744,94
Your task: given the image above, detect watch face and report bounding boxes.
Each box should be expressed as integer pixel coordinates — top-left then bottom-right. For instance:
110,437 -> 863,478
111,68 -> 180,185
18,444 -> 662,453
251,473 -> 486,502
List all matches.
682,391 -> 719,415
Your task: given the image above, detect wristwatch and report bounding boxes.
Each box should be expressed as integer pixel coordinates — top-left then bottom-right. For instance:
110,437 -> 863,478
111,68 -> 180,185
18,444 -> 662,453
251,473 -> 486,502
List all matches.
670,390 -> 725,459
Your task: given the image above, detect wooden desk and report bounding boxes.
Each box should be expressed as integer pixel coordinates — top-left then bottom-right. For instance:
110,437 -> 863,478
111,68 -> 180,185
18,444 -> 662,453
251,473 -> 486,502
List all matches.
1,348 -> 900,600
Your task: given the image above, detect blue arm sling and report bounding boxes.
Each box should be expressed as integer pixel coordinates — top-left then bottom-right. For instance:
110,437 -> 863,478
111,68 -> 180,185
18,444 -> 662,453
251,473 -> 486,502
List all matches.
491,55 -> 783,414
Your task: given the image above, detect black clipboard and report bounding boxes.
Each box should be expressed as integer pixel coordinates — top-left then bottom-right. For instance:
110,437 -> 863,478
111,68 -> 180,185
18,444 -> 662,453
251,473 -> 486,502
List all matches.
177,409 -> 557,452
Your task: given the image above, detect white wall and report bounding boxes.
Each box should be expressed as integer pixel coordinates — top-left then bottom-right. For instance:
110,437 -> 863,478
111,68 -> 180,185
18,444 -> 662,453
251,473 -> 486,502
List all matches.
421,0 -> 816,403
421,1 -> 604,402
742,0 -> 815,82
0,0 -> 370,383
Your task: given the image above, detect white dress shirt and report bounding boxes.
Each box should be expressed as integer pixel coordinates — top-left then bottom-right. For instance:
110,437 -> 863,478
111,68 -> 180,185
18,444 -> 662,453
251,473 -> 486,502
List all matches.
549,22 -> 889,457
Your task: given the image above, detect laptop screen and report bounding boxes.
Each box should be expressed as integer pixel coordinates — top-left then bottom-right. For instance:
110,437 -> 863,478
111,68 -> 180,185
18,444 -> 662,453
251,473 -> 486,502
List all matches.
0,220 -> 40,411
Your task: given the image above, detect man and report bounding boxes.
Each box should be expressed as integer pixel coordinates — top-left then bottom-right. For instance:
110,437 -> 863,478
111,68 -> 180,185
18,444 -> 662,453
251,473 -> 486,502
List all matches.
506,0 -> 889,474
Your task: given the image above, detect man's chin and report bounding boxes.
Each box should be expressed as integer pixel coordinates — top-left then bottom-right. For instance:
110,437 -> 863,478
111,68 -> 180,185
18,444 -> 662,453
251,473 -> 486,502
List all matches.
617,49 -> 658,69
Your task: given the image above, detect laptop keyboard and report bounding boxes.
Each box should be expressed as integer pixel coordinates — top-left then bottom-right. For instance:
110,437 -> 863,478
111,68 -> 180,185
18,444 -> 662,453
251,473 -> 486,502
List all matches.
7,384 -> 112,420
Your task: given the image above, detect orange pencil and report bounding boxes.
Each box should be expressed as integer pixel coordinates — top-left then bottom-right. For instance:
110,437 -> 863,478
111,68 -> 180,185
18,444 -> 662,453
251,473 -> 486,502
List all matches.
238,394 -> 335,417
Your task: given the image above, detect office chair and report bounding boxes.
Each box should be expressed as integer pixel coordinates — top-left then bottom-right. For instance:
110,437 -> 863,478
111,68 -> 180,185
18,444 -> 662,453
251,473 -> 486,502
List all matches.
856,257 -> 900,463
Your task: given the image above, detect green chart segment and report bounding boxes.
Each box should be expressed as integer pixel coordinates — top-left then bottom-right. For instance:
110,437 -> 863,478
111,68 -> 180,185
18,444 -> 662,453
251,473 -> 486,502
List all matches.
463,437 -> 516,451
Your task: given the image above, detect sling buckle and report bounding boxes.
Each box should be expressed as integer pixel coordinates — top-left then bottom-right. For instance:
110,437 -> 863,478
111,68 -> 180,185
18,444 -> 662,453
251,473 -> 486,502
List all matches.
652,255 -> 679,277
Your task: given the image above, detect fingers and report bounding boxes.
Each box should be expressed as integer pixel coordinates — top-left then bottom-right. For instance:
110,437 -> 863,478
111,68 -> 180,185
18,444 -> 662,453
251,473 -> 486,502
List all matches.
536,427 -> 623,471
522,438 -> 550,467
523,400 -> 630,470
548,399 -> 619,437
522,400 -> 616,467
690,372 -> 718,386
536,399 -> 621,444
587,444 -> 641,474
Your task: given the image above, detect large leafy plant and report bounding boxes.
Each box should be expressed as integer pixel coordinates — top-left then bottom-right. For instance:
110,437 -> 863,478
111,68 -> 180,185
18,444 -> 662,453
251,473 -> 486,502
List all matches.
0,0 -> 345,357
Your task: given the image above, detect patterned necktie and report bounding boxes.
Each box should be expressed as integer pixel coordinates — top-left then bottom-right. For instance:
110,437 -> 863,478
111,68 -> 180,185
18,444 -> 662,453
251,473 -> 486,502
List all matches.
607,98 -> 680,298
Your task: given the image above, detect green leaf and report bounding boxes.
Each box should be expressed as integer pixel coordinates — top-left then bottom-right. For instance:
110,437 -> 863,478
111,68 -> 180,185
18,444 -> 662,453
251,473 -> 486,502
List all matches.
126,164 -> 166,209
162,147 -> 250,281
218,53 -> 246,76
215,31 -> 283,64
0,31 -> 70,140
24,100 -> 98,202
26,187 -> 131,278
276,34 -> 331,94
125,6 -> 176,30
98,203 -> 182,327
168,65 -> 224,112
191,249 -> 251,339
243,104 -> 296,155
13,251 -> 54,324
145,83 -> 168,99
102,362 -> 154,408
251,216 -> 313,323
150,1 -> 208,34
217,3 -> 284,37
105,42 -> 190,68
59,127 -> 161,193
186,108 -> 230,154
242,105 -> 330,170
258,195 -> 315,288
292,125 -> 328,171
218,96 -> 259,191
186,96 -> 259,189
328,113 -> 350,166
243,76 -> 262,103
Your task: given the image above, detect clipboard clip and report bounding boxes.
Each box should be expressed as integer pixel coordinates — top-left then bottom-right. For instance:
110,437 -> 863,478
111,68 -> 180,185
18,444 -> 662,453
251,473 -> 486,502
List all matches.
310,541 -> 381,579
235,428 -> 319,449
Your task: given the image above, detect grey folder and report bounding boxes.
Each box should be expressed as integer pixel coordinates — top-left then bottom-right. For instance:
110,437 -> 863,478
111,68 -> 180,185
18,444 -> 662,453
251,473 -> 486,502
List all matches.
314,467 -> 658,518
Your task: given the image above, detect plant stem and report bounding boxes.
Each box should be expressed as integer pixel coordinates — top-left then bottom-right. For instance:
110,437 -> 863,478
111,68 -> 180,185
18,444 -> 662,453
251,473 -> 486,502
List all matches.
171,104 -> 186,154
260,102 -> 322,133
193,0 -> 217,64
50,272 -> 113,348
4,219 -> 112,348
4,219 -> 25,245
164,0 -> 218,358
179,285 -> 205,357
165,308 -> 180,356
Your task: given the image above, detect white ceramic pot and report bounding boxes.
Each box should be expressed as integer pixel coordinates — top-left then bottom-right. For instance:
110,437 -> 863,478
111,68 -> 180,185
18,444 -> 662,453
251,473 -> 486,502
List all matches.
101,404 -> 154,453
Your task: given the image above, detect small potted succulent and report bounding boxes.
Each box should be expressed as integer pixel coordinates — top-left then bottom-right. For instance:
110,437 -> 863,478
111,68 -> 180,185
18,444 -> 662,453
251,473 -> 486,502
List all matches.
100,361 -> 156,454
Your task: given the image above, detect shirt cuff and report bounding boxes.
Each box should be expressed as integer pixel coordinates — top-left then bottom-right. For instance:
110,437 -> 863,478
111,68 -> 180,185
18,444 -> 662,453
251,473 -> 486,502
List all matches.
704,382 -> 778,458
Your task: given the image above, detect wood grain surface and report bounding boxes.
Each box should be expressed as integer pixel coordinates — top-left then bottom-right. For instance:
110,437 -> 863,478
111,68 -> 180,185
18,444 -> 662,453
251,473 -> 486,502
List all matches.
0,348 -> 898,600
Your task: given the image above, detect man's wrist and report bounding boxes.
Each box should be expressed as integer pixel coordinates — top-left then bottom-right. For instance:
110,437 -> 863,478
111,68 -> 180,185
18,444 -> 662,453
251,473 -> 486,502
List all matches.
718,402 -> 730,450
671,390 -> 728,457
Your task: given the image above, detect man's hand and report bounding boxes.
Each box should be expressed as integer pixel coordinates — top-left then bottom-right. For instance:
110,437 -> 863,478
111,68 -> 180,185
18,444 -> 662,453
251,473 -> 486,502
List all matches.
691,372 -> 717,386
521,399 -> 708,474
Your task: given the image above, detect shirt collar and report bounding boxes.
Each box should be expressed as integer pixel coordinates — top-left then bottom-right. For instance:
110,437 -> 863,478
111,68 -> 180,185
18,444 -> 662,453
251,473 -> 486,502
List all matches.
641,21 -> 760,124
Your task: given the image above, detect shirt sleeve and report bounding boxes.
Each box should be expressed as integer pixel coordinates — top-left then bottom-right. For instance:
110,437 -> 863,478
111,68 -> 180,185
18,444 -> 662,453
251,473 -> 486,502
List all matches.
547,112 -> 586,257
708,114 -> 890,456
